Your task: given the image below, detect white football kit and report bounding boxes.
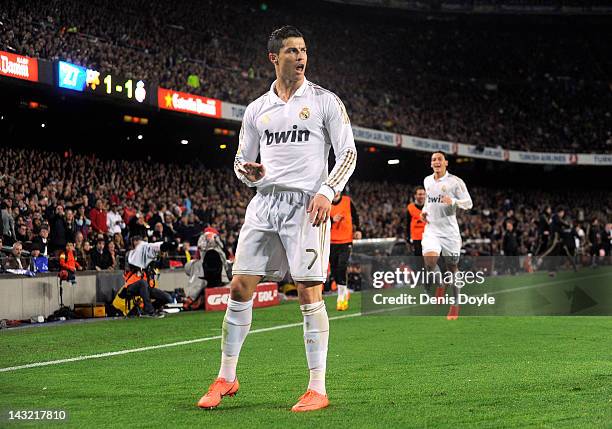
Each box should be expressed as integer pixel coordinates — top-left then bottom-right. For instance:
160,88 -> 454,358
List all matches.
233,78 -> 357,282
421,171 -> 473,260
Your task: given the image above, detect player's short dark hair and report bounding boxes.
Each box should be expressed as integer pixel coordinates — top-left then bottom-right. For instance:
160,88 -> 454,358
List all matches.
432,151 -> 446,159
414,186 -> 425,194
268,25 -> 304,54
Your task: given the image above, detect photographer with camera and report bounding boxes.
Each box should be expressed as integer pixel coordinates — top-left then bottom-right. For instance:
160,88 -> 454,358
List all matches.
115,236 -> 177,318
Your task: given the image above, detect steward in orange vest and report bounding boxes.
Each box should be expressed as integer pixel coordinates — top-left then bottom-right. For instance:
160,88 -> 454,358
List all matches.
407,186 -> 426,256
329,193 -> 360,309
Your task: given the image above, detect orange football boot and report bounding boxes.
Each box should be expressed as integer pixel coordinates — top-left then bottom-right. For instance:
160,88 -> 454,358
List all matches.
447,305 -> 459,320
291,389 -> 329,412
197,377 -> 239,409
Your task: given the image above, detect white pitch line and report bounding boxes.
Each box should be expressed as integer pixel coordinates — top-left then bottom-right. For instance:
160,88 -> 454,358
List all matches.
1,271 -> 609,373
0,312 -> 360,373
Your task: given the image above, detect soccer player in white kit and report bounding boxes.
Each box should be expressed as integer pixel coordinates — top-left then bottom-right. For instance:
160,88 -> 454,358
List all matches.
197,26 -> 357,412
420,151 -> 472,320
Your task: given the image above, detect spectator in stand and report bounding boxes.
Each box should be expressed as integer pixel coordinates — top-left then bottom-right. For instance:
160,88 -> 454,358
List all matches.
74,231 -> 84,252
74,204 -> 91,238
15,224 -> 30,244
89,199 -> 108,235
29,244 -> 49,273
31,225 -> 50,257
91,238 -> 113,271
65,208 -> 77,244
31,214 -> 43,235
107,203 -> 125,235
76,240 -> 92,270
49,204 -> 69,253
107,240 -> 119,270
1,201 -> 16,245
128,213 -> 149,241
163,213 -> 177,240
112,232 -> 126,258
149,204 -> 167,227
5,241 -> 29,270
59,241 -> 82,283
152,222 -> 174,243
175,214 -> 200,244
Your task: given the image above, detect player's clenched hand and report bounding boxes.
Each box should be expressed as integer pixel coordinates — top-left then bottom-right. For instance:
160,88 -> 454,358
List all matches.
441,195 -> 453,205
420,211 -> 428,223
308,194 -> 331,227
238,162 -> 265,182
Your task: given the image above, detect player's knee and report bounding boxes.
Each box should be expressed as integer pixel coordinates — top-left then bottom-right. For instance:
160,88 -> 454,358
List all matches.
296,281 -> 323,304
423,256 -> 438,270
229,275 -> 258,301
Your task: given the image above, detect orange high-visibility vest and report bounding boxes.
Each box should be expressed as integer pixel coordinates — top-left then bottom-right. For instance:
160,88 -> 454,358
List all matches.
331,196 -> 353,244
407,203 -> 426,241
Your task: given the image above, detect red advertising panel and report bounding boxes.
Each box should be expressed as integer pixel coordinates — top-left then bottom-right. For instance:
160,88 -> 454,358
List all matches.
0,51 -> 38,82
205,283 -> 280,311
158,87 -> 221,118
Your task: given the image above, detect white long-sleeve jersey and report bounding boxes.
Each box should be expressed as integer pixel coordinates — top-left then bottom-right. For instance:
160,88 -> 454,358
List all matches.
234,79 -> 357,202
422,172 -> 473,236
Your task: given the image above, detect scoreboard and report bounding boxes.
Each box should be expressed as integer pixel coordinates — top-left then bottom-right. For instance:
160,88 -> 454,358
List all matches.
56,61 -> 152,105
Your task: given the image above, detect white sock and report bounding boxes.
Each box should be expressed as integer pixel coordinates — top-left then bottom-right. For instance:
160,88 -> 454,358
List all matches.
301,301 -> 329,395
337,284 -> 348,302
218,298 -> 253,381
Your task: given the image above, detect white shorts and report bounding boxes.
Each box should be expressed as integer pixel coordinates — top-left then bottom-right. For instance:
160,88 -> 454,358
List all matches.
421,226 -> 462,263
232,189 -> 330,283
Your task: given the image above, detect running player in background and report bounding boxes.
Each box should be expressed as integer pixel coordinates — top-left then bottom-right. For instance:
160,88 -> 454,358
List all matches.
329,191 -> 361,311
197,25 -> 357,412
420,151 -> 472,320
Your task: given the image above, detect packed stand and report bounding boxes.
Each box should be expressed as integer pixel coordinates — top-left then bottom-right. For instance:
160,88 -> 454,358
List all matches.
0,147 -> 252,273
0,0 -> 610,153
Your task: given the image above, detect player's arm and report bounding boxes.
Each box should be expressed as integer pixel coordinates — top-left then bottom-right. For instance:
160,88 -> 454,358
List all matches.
318,95 -> 357,202
309,94 -> 357,226
420,180 -> 430,223
450,178 -> 473,210
234,105 -> 265,187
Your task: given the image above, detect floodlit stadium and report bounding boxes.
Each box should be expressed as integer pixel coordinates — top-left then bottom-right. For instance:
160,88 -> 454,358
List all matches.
0,0 -> 611,427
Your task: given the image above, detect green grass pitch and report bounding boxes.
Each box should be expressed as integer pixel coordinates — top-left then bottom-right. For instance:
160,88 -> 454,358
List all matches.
1,269 -> 611,428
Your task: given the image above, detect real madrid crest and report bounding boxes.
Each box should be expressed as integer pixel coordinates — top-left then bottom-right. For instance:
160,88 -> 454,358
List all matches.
441,185 -> 447,192
299,107 -> 310,120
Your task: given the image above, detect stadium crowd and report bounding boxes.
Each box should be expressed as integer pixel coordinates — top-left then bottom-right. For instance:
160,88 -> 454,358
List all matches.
1,147 -> 610,274
1,0 -> 610,153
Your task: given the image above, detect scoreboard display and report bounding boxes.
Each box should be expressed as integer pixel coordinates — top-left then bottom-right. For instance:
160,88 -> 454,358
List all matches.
56,61 -> 152,105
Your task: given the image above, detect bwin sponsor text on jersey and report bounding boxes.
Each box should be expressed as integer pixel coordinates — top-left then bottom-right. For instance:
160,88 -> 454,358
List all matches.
265,125 -> 311,145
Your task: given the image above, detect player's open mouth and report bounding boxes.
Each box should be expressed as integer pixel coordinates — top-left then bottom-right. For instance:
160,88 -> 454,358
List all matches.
296,64 -> 304,71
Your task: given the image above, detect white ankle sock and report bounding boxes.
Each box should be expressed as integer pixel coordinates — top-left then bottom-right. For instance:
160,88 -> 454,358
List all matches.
337,284 -> 348,301
218,298 -> 253,381
300,301 -> 329,395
